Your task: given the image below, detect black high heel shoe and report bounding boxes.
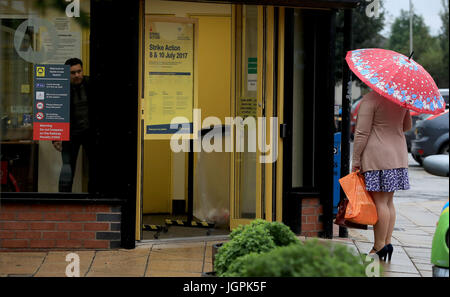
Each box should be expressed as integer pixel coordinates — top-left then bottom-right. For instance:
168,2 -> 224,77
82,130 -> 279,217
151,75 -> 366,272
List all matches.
385,244 -> 393,262
370,246 -> 390,262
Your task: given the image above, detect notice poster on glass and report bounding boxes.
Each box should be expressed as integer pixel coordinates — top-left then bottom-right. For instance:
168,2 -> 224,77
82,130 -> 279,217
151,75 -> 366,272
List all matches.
33,64 -> 70,141
144,17 -> 197,140
42,17 -> 82,65
238,97 -> 257,119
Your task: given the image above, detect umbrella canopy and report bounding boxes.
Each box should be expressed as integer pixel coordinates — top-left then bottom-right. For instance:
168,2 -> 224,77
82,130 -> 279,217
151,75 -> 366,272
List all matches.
346,48 -> 446,115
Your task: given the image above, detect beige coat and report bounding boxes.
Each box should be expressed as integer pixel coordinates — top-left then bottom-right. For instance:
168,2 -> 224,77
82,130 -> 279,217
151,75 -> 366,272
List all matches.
352,91 -> 412,173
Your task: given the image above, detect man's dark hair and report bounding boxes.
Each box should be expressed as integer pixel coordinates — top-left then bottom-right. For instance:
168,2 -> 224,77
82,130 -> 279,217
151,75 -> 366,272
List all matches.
65,58 -> 83,67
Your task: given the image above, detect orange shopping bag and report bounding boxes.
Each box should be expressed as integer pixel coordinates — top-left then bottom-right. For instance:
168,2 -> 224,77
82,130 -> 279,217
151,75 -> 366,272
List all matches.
339,172 -> 378,225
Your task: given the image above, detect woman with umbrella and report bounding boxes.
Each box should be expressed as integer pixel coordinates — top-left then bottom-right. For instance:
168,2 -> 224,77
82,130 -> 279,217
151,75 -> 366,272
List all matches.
347,49 -> 446,261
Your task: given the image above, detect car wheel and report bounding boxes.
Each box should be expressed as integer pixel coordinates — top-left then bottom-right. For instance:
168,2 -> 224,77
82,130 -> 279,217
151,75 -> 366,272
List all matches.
412,154 -> 423,165
439,143 -> 449,155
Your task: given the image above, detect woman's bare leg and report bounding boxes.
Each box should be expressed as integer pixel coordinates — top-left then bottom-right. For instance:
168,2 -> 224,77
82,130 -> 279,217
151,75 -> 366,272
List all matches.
385,192 -> 396,245
370,191 -> 391,252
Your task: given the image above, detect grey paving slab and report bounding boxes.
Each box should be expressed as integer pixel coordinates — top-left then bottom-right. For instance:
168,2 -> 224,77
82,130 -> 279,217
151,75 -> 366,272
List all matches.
418,226 -> 438,235
414,263 -> 433,271
383,271 -> 421,277
404,247 -> 432,256
410,257 -> 432,265
392,234 -> 433,248
353,241 -> 376,255
381,262 -> 419,274
348,229 -> 371,242
419,201 -> 449,216
353,241 -> 420,275
419,270 -> 433,277
396,210 -> 438,227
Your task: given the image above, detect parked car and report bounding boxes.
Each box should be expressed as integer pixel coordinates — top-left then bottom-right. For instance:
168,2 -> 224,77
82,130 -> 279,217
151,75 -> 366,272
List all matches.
405,111 -> 422,152
431,201 -> 449,277
411,110 -> 449,165
423,155 -> 449,177
406,89 -> 449,153
439,88 -> 449,106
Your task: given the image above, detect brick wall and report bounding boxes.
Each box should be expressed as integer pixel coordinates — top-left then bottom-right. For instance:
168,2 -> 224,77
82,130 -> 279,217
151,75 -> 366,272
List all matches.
300,198 -> 324,237
0,203 -> 122,251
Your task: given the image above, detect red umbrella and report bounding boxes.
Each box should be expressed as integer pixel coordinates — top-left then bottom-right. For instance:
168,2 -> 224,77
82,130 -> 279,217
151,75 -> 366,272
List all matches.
346,48 -> 446,115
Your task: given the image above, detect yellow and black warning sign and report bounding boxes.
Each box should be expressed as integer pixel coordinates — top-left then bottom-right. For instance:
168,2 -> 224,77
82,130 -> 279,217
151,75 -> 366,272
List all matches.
164,219 -> 214,228
36,66 -> 45,77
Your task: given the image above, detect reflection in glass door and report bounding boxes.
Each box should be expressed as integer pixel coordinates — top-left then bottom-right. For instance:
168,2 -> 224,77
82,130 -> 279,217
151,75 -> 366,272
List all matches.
238,5 -> 258,220
231,5 -> 264,227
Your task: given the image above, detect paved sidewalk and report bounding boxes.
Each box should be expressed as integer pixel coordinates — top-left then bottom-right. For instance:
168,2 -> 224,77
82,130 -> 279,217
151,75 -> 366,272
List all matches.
0,199 -> 447,277
346,198 -> 448,277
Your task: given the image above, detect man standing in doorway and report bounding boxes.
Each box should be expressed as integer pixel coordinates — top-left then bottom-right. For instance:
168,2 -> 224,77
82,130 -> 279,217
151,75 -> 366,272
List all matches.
53,58 -> 98,193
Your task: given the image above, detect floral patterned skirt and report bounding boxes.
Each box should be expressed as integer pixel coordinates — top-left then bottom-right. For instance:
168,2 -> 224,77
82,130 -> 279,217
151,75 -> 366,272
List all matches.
363,168 -> 410,192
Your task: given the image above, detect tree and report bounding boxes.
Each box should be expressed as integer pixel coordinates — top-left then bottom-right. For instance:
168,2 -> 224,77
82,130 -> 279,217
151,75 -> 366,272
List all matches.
388,10 -> 433,59
335,0 -> 387,86
438,0 -> 449,87
389,8 -> 448,88
419,37 -> 447,87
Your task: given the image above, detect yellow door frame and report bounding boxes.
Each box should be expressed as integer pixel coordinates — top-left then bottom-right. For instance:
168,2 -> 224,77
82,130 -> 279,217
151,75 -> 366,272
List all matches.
136,0 -> 231,239
264,6 -> 274,222
256,4 -> 264,222
229,5 -> 285,230
262,6 -> 284,223
136,2 -> 285,238
276,7 -> 285,222
230,4 -> 264,229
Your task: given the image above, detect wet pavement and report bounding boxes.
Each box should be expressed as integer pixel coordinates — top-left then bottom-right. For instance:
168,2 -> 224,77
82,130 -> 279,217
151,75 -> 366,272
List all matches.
0,239 -> 223,277
346,153 -> 448,277
0,197 -> 446,278
0,154 -> 447,277
347,199 -> 447,277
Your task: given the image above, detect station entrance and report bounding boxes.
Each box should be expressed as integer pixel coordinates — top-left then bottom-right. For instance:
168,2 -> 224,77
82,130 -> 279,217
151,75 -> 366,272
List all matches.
137,1 -> 283,240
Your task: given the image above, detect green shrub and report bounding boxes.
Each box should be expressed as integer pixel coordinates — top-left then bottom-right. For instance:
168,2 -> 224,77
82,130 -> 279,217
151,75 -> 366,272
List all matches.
214,223 -> 276,276
230,219 -> 300,246
223,240 -> 367,277
264,221 -> 301,246
215,219 -> 300,276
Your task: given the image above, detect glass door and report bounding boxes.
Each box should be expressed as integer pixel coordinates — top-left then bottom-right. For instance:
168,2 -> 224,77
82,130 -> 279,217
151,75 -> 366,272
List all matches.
230,5 -> 267,229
